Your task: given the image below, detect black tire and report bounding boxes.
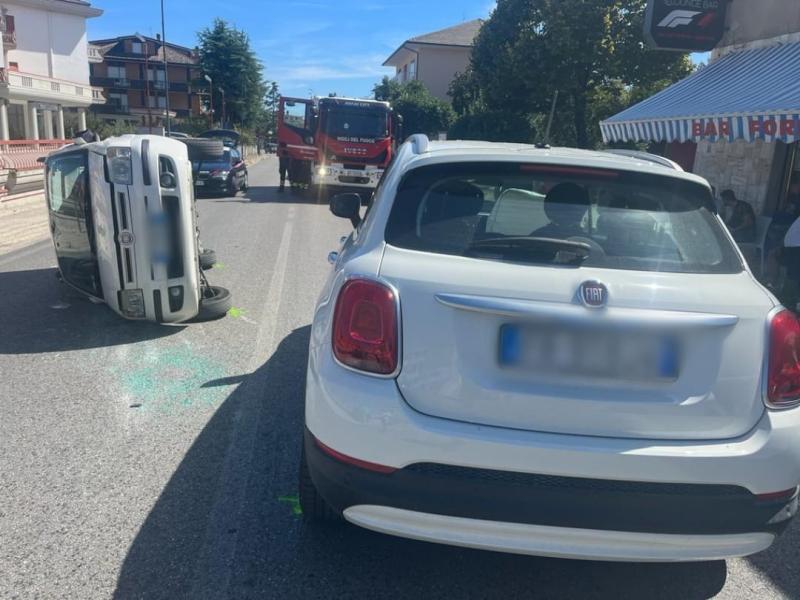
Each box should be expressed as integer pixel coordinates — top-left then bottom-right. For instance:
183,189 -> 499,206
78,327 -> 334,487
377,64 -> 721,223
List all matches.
241,172 -> 249,192
299,445 -> 341,521
194,285 -> 232,322
199,248 -> 217,270
183,138 -> 225,162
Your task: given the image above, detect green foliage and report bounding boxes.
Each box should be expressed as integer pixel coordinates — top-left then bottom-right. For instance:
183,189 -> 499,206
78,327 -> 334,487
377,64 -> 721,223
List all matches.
85,114 -> 137,139
171,115 -> 212,137
451,0 -> 694,148
373,77 -> 454,138
197,18 -> 266,130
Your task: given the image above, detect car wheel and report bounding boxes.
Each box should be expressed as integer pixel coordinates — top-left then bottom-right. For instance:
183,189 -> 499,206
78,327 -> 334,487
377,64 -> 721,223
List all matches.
299,445 -> 341,521
241,172 -> 249,192
193,285 -> 232,322
199,248 -> 217,270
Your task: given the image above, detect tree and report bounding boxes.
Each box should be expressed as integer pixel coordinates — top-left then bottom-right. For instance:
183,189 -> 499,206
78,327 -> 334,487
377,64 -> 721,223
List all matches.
197,19 -> 266,129
451,0 -> 693,148
262,81 -> 280,136
373,78 -> 454,138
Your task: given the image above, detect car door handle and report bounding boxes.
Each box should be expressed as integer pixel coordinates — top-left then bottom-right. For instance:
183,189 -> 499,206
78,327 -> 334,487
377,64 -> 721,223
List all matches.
327,251 -> 339,265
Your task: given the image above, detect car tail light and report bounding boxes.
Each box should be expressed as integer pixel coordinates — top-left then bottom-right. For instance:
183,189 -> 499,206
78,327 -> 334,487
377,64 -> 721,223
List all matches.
332,279 -> 399,376
767,310 -> 800,409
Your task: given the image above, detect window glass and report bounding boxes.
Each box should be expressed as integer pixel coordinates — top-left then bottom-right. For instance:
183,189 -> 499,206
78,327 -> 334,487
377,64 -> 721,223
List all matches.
283,101 -> 309,130
385,162 -> 742,274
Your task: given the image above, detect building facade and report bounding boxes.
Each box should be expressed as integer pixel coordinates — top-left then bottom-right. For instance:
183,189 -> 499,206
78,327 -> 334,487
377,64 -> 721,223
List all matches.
0,0 -> 104,140
89,34 -> 204,129
383,20 -> 482,102
601,0 -> 800,220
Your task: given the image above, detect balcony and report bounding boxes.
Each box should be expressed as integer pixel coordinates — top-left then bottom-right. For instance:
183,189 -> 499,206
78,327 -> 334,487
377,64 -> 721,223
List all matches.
88,44 -> 103,64
2,30 -> 16,49
91,76 -> 130,88
95,101 -> 130,115
0,69 -> 104,106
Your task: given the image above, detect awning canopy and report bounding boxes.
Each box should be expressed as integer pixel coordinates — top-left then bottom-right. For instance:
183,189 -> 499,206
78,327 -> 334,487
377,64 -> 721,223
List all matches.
601,41 -> 800,144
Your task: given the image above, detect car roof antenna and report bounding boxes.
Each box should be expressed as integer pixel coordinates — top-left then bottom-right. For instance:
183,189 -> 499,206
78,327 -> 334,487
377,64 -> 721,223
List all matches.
536,90 -> 559,149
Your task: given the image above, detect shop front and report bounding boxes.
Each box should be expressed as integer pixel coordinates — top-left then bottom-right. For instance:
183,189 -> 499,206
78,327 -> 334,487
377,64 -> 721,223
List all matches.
601,40 -> 800,307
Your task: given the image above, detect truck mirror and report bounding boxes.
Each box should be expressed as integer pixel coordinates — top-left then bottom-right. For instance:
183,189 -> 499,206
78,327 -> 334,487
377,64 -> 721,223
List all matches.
330,193 -> 362,228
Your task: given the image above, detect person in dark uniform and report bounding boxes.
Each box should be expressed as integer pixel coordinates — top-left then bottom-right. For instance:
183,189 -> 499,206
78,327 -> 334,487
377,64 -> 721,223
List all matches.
278,154 -> 290,192
720,189 -> 756,243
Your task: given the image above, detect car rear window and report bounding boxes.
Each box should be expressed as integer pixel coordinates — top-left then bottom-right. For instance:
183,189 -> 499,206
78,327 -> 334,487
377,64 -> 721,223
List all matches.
384,162 -> 743,274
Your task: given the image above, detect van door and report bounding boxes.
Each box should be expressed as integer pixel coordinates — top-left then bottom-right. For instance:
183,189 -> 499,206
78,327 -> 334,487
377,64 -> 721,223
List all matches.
46,151 -> 102,297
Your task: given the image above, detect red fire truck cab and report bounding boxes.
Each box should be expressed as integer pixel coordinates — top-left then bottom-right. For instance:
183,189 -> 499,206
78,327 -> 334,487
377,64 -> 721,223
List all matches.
277,96 -> 399,192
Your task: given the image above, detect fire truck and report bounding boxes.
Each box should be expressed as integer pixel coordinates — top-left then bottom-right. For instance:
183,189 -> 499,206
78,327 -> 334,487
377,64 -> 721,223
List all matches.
277,96 -> 400,193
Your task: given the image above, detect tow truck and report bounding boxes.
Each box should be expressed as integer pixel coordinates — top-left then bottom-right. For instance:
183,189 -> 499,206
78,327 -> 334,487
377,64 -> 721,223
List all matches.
277,96 -> 401,194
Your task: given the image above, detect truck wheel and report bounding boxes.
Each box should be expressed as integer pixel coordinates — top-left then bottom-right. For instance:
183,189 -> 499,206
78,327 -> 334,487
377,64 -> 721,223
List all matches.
194,285 -> 232,322
298,445 -> 341,522
199,248 -> 217,270
183,138 -> 225,162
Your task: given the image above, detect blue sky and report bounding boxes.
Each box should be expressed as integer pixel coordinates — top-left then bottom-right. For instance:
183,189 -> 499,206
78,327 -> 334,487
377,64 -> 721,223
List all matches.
88,0 -> 496,98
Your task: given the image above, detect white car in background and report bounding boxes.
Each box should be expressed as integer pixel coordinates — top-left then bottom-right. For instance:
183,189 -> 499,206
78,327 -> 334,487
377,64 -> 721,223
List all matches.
300,135 -> 800,562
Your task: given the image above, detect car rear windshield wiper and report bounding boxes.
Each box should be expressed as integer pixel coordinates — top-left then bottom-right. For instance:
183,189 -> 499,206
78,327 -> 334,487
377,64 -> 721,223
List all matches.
465,236 -> 592,265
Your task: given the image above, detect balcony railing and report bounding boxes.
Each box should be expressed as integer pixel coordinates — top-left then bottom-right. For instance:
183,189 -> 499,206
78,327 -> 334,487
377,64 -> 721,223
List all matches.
0,68 -> 105,104
88,44 -> 103,63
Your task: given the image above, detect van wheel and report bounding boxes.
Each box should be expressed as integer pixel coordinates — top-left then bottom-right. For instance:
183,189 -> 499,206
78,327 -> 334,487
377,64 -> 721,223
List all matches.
183,138 -> 225,161
299,445 -> 341,522
194,285 -> 231,322
199,248 -> 217,270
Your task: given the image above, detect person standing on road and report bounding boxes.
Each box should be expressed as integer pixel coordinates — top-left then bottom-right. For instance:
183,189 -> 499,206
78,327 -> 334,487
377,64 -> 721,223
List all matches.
279,154 -> 290,192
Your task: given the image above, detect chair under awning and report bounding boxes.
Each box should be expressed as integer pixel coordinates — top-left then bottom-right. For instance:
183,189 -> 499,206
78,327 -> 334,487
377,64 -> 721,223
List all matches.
600,41 -> 800,144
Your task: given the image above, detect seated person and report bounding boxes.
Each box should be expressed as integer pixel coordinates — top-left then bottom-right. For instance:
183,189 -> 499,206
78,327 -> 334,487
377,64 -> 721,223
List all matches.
720,189 -> 756,243
533,182 -> 590,239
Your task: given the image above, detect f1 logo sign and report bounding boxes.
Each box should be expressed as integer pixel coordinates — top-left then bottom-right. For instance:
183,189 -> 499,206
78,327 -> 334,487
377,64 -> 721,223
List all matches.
657,10 -> 701,28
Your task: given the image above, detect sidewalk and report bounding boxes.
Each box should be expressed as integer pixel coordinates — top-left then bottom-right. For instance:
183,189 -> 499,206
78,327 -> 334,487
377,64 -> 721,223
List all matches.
0,192 -> 49,256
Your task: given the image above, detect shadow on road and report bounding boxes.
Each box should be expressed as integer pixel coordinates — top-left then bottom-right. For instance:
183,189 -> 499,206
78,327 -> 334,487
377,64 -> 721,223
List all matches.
0,267 -> 182,354
115,325 -> 729,600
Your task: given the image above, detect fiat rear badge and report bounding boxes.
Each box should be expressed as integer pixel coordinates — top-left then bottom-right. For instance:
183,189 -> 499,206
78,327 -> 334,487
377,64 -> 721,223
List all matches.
579,281 -> 608,308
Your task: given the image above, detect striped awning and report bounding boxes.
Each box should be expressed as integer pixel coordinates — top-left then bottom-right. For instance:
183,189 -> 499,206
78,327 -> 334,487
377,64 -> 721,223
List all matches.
601,41 -> 800,144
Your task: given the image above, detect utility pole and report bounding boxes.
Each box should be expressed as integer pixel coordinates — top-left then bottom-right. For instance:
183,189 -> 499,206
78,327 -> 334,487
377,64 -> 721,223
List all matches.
220,88 -> 226,127
161,0 -> 171,134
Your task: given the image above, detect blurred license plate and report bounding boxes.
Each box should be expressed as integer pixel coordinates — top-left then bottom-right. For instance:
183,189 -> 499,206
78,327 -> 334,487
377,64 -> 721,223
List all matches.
499,324 -> 679,381
195,180 -> 205,186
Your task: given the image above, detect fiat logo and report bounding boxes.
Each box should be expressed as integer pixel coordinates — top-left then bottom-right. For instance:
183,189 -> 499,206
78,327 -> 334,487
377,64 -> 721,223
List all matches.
579,281 -> 608,308
119,231 -> 134,246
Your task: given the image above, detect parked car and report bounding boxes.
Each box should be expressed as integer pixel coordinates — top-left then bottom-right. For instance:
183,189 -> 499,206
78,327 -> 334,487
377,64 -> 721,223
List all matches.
45,134 -> 232,323
190,130 -> 248,196
300,134 -> 800,562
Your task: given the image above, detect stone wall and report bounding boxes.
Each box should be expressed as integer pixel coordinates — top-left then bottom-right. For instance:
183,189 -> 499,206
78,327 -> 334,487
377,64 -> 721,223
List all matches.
693,139 -> 778,215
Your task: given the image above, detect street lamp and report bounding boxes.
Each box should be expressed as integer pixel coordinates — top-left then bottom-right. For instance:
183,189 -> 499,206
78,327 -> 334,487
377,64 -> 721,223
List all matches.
204,74 -> 214,126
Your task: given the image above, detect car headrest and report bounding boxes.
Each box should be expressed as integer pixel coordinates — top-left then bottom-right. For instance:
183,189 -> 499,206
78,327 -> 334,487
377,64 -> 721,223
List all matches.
423,181 -> 484,222
543,182 -> 590,223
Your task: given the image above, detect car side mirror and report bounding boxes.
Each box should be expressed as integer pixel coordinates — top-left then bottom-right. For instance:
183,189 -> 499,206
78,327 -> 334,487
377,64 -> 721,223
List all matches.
330,193 -> 362,228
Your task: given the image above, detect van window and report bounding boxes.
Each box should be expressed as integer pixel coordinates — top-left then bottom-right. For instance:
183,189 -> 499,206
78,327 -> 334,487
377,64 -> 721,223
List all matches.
385,162 -> 742,274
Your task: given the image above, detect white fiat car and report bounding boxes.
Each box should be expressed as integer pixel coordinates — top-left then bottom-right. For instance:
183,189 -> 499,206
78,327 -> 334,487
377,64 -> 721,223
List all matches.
300,135 -> 800,562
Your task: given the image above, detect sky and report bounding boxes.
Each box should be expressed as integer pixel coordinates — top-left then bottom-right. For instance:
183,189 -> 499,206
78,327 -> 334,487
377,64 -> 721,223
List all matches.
88,0 -> 496,99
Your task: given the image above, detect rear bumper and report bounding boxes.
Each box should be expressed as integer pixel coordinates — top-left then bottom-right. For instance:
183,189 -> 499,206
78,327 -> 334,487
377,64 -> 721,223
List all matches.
305,426 -> 796,540
343,506 -> 775,563
305,343 -> 800,559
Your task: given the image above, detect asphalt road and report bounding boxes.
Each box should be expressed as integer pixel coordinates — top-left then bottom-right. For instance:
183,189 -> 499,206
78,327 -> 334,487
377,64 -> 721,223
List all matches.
1,156 -> 797,599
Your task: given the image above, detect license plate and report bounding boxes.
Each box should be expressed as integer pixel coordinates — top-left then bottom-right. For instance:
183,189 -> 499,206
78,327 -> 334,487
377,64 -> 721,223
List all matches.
499,323 -> 680,381
195,180 -> 205,186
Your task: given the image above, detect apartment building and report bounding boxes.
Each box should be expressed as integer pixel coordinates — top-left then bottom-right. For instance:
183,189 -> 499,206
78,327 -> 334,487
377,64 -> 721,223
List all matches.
383,19 -> 482,102
0,0 -> 104,140
89,34 -> 203,128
